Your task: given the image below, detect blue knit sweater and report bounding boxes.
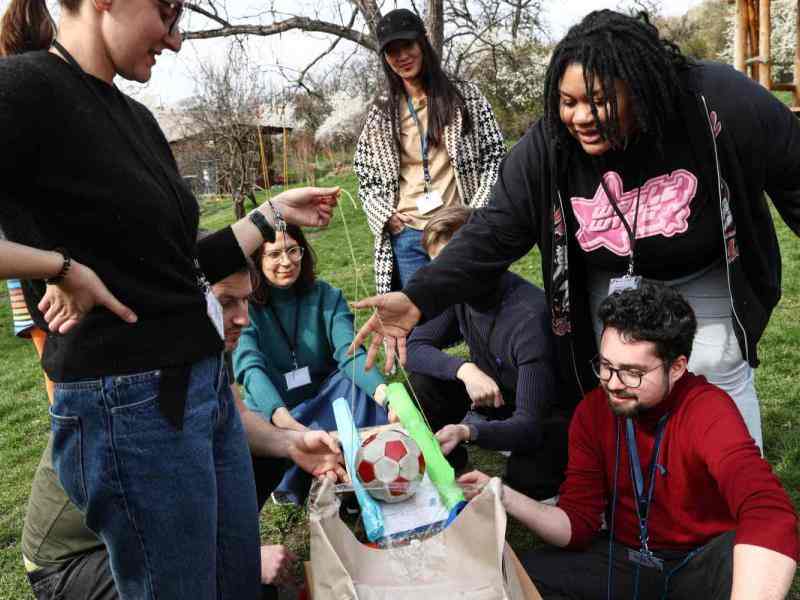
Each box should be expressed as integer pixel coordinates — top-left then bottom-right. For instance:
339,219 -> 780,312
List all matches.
233,280 -> 385,418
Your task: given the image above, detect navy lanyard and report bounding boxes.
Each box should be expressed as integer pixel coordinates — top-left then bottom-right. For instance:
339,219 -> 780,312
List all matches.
624,413 -> 669,555
268,295 -> 301,369
406,96 -> 432,194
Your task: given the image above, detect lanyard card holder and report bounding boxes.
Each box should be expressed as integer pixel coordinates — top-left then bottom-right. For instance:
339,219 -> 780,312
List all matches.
627,548 -> 664,571
285,365 -> 311,390
608,274 -> 642,296
417,190 -> 444,215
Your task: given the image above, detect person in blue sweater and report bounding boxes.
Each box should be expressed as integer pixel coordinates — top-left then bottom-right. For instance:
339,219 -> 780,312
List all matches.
405,207 -> 565,499
234,224 -> 388,504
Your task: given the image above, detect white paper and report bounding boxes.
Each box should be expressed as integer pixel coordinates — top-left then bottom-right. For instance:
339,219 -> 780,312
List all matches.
379,473 -> 450,538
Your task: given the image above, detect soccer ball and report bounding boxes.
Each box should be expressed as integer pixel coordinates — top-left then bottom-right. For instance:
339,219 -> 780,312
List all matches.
356,428 -> 426,503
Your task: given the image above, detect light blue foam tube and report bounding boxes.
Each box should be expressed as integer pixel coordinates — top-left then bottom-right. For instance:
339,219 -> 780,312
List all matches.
332,397 -> 384,542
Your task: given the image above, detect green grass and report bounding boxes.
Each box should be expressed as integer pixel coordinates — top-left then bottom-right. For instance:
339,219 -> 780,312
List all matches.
1,170 -> 798,597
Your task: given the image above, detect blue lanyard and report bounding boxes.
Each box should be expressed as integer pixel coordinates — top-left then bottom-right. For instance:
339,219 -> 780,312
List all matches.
406,96 -> 432,193
624,413 -> 669,555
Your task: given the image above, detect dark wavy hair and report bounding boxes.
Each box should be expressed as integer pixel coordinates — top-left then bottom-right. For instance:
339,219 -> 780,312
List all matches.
380,33 -> 472,149
598,283 -> 697,364
250,224 -> 316,305
543,10 -> 689,153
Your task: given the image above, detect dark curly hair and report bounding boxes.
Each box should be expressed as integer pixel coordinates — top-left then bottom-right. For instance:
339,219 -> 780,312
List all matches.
543,9 -> 689,153
598,283 -> 697,364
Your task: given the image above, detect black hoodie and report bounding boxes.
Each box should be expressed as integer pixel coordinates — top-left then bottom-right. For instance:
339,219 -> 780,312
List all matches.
405,61 -> 800,409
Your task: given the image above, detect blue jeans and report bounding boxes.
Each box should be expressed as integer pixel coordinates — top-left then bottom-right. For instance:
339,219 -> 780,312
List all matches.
274,370 -> 388,503
49,355 -> 261,600
390,227 -> 430,289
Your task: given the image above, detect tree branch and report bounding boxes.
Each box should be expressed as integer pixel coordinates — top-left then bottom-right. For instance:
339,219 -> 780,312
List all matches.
185,2 -> 231,28
183,15 -> 377,51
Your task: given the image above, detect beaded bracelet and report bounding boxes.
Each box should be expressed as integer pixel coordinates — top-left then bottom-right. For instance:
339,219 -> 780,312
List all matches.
46,247 -> 72,285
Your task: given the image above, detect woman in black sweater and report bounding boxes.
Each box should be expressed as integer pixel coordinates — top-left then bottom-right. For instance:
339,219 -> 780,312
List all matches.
0,1 -> 337,598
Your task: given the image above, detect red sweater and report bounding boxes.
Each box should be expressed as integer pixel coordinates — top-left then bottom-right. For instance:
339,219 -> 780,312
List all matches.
557,373 -> 798,559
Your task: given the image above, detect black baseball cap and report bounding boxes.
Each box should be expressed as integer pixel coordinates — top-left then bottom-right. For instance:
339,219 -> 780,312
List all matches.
376,9 -> 426,53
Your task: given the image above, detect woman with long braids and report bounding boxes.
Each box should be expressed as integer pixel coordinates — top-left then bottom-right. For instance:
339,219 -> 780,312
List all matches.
354,8 -> 505,294
351,9 -> 800,451
0,1 -> 338,598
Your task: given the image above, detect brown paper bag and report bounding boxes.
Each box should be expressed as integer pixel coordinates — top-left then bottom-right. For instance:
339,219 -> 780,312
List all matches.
309,477 -> 541,599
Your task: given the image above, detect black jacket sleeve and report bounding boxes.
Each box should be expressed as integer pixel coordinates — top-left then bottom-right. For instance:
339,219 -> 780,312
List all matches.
758,85 -> 800,235
404,123 -> 548,320
197,226 -> 247,285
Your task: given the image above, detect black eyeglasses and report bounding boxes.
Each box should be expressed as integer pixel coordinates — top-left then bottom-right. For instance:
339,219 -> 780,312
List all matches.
590,355 -> 665,389
156,0 -> 184,35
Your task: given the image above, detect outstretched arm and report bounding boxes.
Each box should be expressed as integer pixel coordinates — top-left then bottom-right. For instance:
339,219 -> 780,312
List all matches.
349,124 -> 551,372
731,544 -> 795,600
228,186 -> 340,259
232,386 -> 345,480
458,470 -> 572,547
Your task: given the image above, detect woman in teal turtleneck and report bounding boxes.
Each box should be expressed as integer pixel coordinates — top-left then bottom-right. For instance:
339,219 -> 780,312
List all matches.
233,224 -> 388,503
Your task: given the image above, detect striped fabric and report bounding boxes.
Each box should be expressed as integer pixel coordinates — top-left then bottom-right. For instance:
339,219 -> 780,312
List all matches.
7,279 -> 34,337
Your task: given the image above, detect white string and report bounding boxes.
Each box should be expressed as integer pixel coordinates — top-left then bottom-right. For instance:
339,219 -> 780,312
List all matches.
336,188 -> 434,435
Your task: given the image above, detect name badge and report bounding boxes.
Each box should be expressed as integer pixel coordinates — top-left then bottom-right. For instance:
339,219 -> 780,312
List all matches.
608,275 -> 642,296
417,190 -> 444,215
285,366 -> 311,390
205,290 -> 224,340
627,548 -> 664,571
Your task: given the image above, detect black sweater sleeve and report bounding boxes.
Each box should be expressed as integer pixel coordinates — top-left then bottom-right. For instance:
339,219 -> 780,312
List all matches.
469,360 -> 552,452
404,123 -> 548,320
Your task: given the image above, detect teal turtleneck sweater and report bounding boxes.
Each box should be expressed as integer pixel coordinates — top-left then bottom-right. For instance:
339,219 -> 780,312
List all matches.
233,280 -> 385,419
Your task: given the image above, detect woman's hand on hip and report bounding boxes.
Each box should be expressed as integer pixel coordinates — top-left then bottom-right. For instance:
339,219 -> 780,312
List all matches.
38,260 -> 138,335
270,186 -> 339,228
386,212 -> 411,235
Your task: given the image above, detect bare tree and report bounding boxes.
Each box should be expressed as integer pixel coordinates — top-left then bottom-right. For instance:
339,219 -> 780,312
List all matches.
182,1 -> 544,86
180,41 -> 281,218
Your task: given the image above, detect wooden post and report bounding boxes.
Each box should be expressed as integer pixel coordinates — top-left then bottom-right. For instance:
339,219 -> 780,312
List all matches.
758,0 -> 771,89
747,0 -> 760,80
735,0 -> 748,72
795,0 -> 800,106
282,127 -> 289,190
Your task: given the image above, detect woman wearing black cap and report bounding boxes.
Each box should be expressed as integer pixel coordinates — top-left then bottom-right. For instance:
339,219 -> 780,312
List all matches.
354,8 -> 505,295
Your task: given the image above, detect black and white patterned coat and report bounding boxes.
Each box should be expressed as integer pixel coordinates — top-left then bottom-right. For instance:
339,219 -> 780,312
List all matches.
353,81 -> 505,294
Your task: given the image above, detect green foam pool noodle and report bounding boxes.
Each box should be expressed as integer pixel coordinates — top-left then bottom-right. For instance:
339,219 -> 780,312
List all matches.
386,382 -> 465,509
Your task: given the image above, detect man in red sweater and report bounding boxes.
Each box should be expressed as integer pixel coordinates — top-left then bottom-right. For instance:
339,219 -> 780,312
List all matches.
460,283 -> 798,599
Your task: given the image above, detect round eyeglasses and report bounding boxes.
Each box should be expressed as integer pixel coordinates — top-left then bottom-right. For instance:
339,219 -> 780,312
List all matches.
590,355 -> 665,389
263,245 -> 305,263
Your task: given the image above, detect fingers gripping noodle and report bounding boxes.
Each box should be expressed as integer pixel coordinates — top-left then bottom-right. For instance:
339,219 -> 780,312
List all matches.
385,383 -> 465,510
332,397 -> 385,542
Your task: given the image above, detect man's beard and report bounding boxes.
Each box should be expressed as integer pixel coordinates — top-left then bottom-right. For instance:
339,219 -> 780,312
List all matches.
606,390 -> 642,417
